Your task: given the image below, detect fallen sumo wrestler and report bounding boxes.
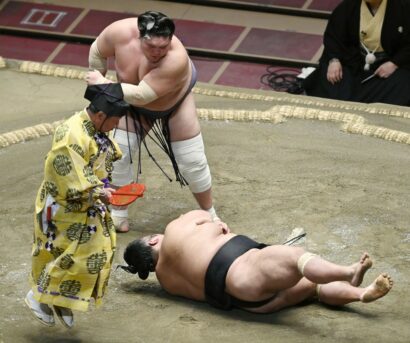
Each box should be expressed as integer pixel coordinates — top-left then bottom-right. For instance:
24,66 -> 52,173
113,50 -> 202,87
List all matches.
119,210 -> 393,313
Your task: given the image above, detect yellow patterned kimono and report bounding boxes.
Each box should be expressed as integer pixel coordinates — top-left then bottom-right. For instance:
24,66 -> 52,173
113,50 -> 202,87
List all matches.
30,110 -> 122,311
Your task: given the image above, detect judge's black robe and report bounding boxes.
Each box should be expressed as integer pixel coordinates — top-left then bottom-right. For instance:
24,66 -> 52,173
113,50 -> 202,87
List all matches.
304,0 -> 410,106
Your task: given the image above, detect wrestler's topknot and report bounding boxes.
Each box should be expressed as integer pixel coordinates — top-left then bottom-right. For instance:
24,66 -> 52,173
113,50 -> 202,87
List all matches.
138,11 -> 175,39
123,238 -> 155,280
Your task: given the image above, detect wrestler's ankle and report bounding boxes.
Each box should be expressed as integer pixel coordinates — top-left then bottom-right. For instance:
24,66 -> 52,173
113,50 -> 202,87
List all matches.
112,216 -> 129,233
205,206 -> 219,221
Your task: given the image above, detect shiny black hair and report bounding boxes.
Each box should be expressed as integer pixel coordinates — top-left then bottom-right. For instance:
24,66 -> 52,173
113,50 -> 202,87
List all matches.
121,238 -> 155,280
138,11 -> 175,39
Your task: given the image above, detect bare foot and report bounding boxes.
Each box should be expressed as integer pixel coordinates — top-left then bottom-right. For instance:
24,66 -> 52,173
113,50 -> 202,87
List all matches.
350,252 -> 373,286
360,273 -> 393,303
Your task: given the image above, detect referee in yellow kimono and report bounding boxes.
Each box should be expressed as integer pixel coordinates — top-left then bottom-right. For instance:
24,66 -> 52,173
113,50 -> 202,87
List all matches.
25,83 -> 130,328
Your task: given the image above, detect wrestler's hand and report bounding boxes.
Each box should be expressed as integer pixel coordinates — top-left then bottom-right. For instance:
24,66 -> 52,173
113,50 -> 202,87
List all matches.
86,70 -> 112,85
374,61 -> 398,79
327,60 -> 343,84
215,219 -> 230,234
99,187 -> 115,205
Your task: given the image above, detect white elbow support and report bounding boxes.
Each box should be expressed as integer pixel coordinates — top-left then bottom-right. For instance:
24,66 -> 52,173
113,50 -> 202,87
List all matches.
111,129 -> 139,187
121,80 -> 158,106
89,39 -> 107,73
171,133 -> 212,194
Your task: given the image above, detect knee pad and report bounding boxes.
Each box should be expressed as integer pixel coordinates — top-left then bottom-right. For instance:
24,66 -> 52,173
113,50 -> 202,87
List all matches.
171,133 -> 211,193
111,129 -> 139,186
297,252 -> 317,276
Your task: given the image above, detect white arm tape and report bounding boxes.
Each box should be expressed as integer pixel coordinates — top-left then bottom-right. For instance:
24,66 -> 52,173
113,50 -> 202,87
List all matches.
89,39 -> 107,73
121,80 -> 158,106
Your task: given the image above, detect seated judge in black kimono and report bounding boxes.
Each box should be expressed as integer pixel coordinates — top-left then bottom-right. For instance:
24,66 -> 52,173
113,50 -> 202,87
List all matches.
304,0 -> 410,107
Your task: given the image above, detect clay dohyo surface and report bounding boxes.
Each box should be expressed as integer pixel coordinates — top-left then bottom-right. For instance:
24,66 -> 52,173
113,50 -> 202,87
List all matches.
0,67 -> 409,343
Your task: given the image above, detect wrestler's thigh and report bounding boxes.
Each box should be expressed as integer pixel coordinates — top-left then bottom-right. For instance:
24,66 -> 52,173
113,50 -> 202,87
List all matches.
168,93 -> 201,141
226,246 -> 303,301
244,278 -> 316,313
245,245 -> 304,289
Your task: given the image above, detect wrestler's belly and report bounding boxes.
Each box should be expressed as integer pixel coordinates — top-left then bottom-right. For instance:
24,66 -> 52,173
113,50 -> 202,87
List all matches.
181,233 -> 237,274
161,234 -> 237,299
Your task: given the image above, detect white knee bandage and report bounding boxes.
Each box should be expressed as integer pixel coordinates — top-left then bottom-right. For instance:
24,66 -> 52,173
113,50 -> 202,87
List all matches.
297,252 -> 317,276
111,129 -> 139,187
171,133 -> 211,193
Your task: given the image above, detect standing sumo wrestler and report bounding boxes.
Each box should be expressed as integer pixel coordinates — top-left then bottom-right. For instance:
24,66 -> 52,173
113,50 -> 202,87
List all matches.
87,11 -> 219,232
